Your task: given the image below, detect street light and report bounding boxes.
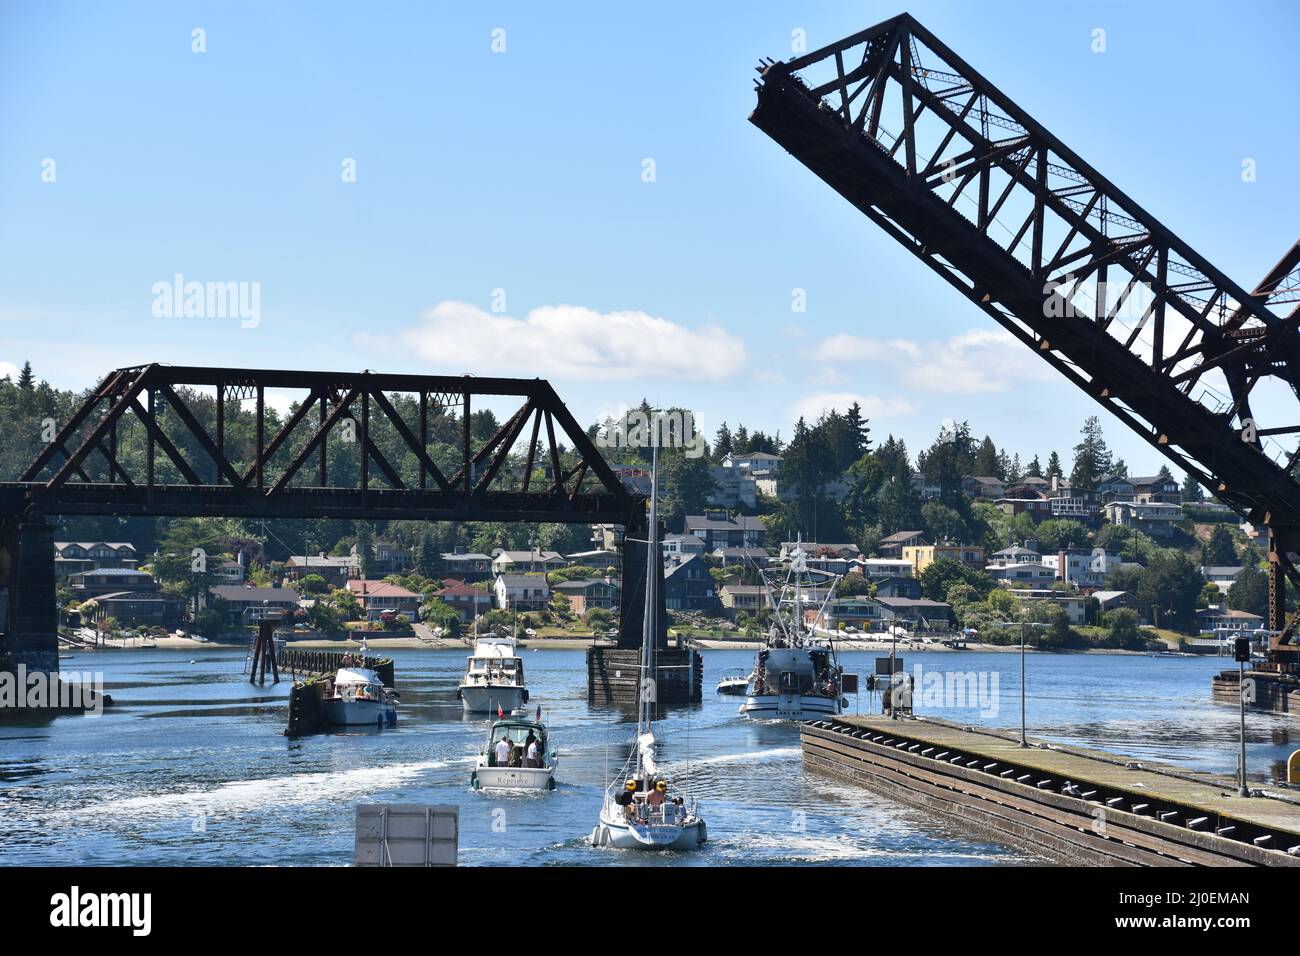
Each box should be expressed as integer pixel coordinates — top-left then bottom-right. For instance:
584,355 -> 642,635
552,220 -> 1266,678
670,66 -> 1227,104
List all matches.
997,619 -> 1047,748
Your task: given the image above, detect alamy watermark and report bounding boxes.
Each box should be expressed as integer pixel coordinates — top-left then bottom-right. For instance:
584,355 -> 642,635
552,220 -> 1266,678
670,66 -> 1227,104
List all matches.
891,663 -> 1000,718
0,666 -> 104,716
152,273 -> 260,328
596,410 -> 705,459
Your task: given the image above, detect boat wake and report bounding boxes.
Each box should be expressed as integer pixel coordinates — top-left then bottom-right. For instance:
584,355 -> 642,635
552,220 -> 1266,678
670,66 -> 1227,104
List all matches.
74,759 -> 450,820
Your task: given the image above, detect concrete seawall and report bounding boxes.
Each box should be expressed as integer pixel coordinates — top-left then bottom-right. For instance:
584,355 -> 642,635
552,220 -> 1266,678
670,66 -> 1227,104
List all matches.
802,715 -> 1300,866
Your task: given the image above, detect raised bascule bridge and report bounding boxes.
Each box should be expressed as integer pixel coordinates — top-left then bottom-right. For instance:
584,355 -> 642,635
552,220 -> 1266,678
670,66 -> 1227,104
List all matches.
750,12 -> 1300,707
0,365 -> 693,701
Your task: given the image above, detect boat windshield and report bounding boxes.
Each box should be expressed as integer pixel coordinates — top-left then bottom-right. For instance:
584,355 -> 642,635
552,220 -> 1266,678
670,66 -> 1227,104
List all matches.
486,723 -> 546,767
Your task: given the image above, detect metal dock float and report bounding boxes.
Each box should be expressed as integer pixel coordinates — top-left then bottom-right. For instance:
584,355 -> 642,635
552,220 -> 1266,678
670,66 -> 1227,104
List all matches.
802,716 -> 1300,866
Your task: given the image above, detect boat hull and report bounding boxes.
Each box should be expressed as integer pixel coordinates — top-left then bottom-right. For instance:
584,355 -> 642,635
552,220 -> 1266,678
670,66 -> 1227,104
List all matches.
323,698 -> 397,727
459,685 -> 527,714
740,692 -> 840,721
591,813 -> 706,851
472,764 -> 556,792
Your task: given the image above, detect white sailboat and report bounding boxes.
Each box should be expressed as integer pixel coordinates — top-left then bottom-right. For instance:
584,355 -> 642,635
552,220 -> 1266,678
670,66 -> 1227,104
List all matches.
591,445 -> 706,851
739,536 -> 850,721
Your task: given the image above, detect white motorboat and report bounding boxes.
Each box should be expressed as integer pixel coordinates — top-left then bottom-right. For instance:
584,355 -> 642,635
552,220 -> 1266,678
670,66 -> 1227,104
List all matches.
715,668 -> 751,696
457,635 -> 529,714
471,707 -> 557,792
322,666 -> 398,727
740,536 -> 852,721
591,444 -> 706,852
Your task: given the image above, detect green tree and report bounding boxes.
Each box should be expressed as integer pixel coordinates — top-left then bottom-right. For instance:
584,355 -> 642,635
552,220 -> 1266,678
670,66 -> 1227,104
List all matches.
1136,549 -> 1204,632
1103,607 -> 1141,648
1205,525 -> 1237,566
1181,471 -> 1205,502
919,557 -> 994,602
921,501 -> 967,544
1045,451 -> 1063,479
1226,565 -> 1268,617
421,598 -> 462,635
1069,415 -> 1112,490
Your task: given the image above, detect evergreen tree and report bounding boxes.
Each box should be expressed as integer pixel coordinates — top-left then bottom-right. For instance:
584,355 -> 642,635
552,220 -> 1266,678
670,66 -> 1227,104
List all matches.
17,361 -> 35,391
973,435 -> 1000,478
733,424 -> 750,455
1111,459 -> 1128,478
713,422 -> 733,463
1206,524 -> 1238,566
844,402 -> 871,456
1045,451 -> 1062,479
1181,471 -> 1205,502
1026,454 -> 1042,478
1070,415 -> 1112,489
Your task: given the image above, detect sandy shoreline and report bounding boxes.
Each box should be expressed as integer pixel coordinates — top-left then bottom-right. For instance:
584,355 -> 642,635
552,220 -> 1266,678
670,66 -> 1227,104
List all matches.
68,635 -> 1164,656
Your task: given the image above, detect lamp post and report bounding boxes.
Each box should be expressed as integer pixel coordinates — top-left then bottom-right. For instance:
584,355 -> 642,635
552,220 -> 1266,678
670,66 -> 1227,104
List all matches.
997,619 -> 1047,748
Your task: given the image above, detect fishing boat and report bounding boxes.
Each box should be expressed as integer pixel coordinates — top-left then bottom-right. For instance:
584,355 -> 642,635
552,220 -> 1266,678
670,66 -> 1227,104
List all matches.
591,444 -> 706,851
470,706 -> 557,792
322,666 -> 398,727
739,536 -> 851,721
715,668 -> 751,696
457,635 -> 529,714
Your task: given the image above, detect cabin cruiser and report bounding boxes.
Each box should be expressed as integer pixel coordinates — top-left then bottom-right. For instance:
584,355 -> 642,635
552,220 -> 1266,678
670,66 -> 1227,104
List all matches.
715,668 -> 751,696
471,707 -> 557,792
457,635 -> 529,714
739,537 -> 852,721
591,445 -> 706,851
322,666 -> 398,727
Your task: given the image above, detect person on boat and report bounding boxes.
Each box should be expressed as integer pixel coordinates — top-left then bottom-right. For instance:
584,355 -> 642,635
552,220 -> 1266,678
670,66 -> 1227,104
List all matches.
616,780 -> 637,820
493,735 -> 511,767
525,736 -> 540,768
524,728 -> 538,760
647,779 -> 666,819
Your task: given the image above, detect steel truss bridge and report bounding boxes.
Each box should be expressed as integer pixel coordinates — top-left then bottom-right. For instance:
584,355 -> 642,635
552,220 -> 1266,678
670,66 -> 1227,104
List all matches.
0,365 -> 656,654
750,13 -> 1300,664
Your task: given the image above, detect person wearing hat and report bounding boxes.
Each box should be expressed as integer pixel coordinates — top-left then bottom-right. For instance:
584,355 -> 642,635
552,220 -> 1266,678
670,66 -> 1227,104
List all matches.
616,779 -> 637,820
647,779 -> 667,819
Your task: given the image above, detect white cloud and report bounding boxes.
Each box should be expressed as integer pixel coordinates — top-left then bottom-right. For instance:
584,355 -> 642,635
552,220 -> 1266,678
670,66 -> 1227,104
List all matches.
380,301 -> 746,382
807,327 -> 1048,394
0,360 -> 19,381
788,392 -> 917,423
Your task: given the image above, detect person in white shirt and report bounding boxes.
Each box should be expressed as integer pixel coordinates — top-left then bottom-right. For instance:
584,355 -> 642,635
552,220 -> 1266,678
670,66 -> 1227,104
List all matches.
526,738 -> 540,767
494,737 -> 511,767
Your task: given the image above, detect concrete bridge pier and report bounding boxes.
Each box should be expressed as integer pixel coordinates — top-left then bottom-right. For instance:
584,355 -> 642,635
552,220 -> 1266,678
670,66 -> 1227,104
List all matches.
0,513 -> 58,674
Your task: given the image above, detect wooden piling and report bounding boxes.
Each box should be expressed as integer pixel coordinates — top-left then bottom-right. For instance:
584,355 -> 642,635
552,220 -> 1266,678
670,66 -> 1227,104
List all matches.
586,645 -> 702,704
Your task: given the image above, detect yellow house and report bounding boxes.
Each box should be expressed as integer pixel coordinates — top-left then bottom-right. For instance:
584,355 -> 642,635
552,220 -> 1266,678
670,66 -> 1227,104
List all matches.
903,543 -> 986,574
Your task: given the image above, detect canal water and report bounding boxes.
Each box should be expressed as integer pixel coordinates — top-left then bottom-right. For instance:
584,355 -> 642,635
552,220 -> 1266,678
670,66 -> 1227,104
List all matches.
1,647 -> 1293,866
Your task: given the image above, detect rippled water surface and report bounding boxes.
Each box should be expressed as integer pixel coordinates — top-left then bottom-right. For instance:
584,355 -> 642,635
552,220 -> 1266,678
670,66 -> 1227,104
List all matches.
1,647 -> 1291,866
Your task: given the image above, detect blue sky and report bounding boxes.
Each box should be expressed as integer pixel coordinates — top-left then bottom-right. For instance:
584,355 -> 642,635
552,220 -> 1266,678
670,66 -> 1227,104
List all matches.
1,0 -> 1296,476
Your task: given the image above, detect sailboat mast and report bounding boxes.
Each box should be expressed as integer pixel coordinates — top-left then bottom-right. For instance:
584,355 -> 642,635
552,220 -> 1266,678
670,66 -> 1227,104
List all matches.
638,443 -> 660,755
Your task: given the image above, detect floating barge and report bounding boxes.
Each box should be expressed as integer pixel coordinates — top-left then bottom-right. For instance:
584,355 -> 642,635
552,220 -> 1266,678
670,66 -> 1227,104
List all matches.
802,715 -> 1300,866
1212,668 -> 1300,715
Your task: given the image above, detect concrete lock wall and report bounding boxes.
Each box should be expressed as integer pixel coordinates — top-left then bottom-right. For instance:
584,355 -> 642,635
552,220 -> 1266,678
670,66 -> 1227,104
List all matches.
0,515 -> 58,674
